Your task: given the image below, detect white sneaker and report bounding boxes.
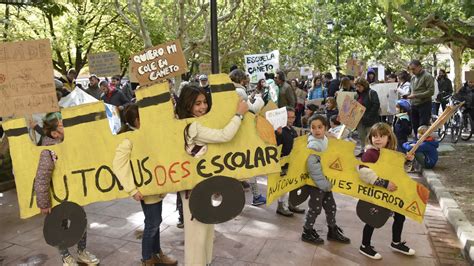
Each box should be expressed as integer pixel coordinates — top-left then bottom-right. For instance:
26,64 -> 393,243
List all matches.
77,250 -> 100,265
62,255 -> 78,266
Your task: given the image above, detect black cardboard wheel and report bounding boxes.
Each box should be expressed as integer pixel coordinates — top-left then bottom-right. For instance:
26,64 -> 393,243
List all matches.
289,186 -> 310,206
43,201 -> 87,249
189,176 -> 245,224
356,200 -> 391,228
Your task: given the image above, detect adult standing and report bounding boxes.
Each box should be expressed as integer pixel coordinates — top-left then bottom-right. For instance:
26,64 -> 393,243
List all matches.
275,71 -> 296,108
58,68 -> 77,92
199,74 -> 213,110
307,75 -> 327,101
85,74 -> 102,100
112,75 -> 135,102
325,72 -> 340,97
100,80 -> 130,111
292,79 -> 307,127
355,78 -> 380,149
434,69 -> 453,115
396,70 -> 411,99
407,60 -> 435,138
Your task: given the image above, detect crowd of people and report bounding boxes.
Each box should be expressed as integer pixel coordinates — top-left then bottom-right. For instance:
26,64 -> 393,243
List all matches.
10,59 -> 472,265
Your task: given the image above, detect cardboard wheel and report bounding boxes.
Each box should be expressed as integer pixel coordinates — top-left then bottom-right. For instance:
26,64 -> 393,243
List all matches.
289,186 -> 310,206
43,201 -> 87,249
356,200 -> 391,228
189,176 -> 245,224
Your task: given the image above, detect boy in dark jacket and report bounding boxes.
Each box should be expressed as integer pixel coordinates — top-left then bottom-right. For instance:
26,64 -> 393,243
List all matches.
393,99 -> 412,151
403,126 -> 439,170
275,107 -> 305,216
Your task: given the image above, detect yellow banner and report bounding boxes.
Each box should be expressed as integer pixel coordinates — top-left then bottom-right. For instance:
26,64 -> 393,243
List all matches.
267,137 -> 429,223
4,74 -> 281,218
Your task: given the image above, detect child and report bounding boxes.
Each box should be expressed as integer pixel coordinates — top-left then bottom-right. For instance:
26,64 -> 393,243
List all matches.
393,99 -> 412,151
34,112 -> 100,266
403,125 -> 439,170
275,107 -> 305,216
358,122 -> 415,259
113,105 -> 178,266
301,103 -> 318,129
175,84 -> 249,265
328,115 -> 352,141
302,115 -> 350,245
325,96 -> 338,123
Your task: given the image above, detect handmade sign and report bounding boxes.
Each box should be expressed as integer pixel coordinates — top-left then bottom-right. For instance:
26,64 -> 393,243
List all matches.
286,71 -> 300,80
245,50 -> 279,83
300,66 -> 313,77
346,59 -> 366,77
0,39 -> 58,117
339,95 -> 366,130
266,137 -> 429,223
4,74 -> 281,218
130,39 -> 187,86
371,83 -> 398,115
87,51 -> 121,77
466,71 -> 474,81
336,91 -> 357,110
265,107 -> 287,130
199,63 -> 212,75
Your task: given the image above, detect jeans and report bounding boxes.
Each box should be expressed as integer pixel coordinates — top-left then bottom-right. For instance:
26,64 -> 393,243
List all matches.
411,101 -> 432,138
140,200 -> 163,260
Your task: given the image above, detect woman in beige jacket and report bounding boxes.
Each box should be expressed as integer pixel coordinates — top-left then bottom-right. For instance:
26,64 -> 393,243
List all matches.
175,84 -> 248,265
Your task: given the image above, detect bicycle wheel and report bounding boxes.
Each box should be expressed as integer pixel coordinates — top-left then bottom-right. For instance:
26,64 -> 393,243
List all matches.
450,113 -> 461,143
437,122 -> 447,141
461,114 -> 472,141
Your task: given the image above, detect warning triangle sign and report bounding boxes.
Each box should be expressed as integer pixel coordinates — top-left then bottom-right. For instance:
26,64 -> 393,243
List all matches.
329,158 -> 343,171
405,201 -> 422,216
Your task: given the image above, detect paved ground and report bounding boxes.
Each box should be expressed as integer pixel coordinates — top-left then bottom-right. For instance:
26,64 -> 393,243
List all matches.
0,177 -> 469,266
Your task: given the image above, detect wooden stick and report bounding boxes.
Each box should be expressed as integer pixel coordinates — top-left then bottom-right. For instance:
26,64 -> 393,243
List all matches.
408,103 -> 463,154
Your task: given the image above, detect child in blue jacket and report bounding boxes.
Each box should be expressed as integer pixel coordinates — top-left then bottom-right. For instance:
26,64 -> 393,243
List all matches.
403,125 -> 439,169
393,99 -> 412,152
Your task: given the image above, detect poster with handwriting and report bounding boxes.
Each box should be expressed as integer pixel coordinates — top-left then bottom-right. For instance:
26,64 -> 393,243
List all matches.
130,40 -> 187,86
0,39 -> 58,117
88,51 -> 121,77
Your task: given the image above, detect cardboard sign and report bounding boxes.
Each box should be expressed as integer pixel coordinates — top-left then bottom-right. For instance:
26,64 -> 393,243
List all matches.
339,95 -> 366,130
0,39 -> 58,117
371,83 -> 398,115
286,71 -> 300,81
88,51 -> 121,77
266,137 -> 429,223
3,74 -> 281,218
199,63 -> 212,75
336,91 -> 357,110
265,107 -> 287,130
245,50 -> 279,83
465,71 -> 474,81
346,59 -> 366,77
130,39 -> 187,86
300,66 -> 313,77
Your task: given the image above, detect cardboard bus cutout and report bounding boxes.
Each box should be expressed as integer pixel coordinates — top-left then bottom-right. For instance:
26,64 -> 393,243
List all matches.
4,74 -> 281,219
266,137 -> 430,223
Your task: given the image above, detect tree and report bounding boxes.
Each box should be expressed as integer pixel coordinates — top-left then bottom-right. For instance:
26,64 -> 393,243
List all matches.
381,0 -> 474,90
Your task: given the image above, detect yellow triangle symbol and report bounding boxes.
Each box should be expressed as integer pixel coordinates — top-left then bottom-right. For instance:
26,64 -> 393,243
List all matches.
405,201 -> 421,216
329,158 -> 343,171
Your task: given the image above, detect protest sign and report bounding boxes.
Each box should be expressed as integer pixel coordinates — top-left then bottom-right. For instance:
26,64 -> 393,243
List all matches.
0,39 -> 58,117
267,137 -> 429,223
286,71 -> 300,80
265,107 -> 287,130
199,63 -> 212,75
245,50 -> 279,83
346,59 -> 366,77
3,74 -> 281,218
339,95 -> 366,130
466,70 -> 474,81
336,91 -> 357,110
88,51 -> 121,77
130,39 -> 187,86
371,83 -> 398,115
300,66 -> 313,77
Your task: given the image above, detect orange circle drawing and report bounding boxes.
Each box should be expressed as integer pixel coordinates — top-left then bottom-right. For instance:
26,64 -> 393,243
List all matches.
416,183 -> 430,204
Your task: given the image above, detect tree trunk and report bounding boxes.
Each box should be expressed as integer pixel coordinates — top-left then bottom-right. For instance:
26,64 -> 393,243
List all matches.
449,43 -> 464,92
